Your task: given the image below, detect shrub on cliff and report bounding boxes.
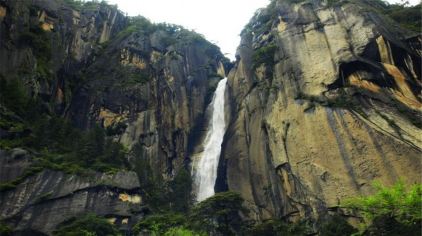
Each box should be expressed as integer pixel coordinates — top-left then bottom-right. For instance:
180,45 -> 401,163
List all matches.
318,215 -> 357,236
343,180 -> 422,235
365,0 -> 421,32
133,192 -> 248,235
169,168 -> 194,213
246,219 -> 314,236
163,227 -> 204,236
132,212 -> 205,235
343,181 -> 421,224
53,213 -> 120,236
133,213 -> 186,235
252,43 -> 278,69
0,77 -> 29,116
0,222 -> 12,236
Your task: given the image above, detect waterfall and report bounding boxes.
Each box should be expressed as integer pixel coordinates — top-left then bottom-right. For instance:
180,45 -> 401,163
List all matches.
194,77 -> 227,202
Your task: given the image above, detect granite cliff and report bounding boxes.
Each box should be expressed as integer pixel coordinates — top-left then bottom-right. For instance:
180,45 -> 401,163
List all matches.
220,0 -> 421,223
0,0 -> 420,235
0,0 -> 227,234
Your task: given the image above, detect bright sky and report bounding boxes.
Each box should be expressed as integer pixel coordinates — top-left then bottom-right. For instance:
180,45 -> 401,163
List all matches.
107,0 -> 420,60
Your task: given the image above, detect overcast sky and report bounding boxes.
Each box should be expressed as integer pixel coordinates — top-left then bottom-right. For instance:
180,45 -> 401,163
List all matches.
107,0 -> 421,60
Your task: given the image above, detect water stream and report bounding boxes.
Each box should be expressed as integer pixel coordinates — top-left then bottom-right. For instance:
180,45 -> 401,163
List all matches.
194,77 -> 227,202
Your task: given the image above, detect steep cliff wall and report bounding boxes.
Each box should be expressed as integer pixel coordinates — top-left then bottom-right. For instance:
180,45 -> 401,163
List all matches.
0,0 -> 228,234
68,20 -> 228,178
222,0 -> 421,221
1,0 -> 420,233
0,0 -> 127,100
0,149 -> 143,235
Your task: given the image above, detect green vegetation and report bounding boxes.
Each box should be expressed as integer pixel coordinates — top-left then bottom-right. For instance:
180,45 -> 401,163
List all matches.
115,16 -> 153,40
19,26 -> 52,62
126,70 -> 150,85
362,215 -> 421,236
342,180 -> 422,235
364,0 -> 421,32
63,0 -> 85,10
242,1 -> 278,36
0,183 -> 17,192
18,25 -> 53,80
0,104 -> 129,178
53,213 -> 120,236
385,4 -> 421,32
133,154 -> 193,213
0,222 -> 13,236
62,0 -> 109,11
144,167 -> 191,211
252,43 -> 278,69
0,166 -> 43,192
133,191 -> 247,235
326,0 -> 421,32
189,192 -> 248,235
134,214 -> 204,236
246,219 -> 314,236
0,77 -> 29,116
170,168 -> 194,213
116,16 -> 222,60
318,215 -> 358,236
343,181 -> 421,225
0,67 -> 129,174
163,227 -> 203,236
133,213 -> 186,235
132,143 -> 193,213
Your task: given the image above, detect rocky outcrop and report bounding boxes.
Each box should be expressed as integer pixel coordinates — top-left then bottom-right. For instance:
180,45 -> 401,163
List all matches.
0,0 -> 128,99
2,0 -> 420,233
0,0 -> 228,176
222,0 -> 421,221
0,149 -> 144,235
0,0 -> 228,234
67,22 -> 228,178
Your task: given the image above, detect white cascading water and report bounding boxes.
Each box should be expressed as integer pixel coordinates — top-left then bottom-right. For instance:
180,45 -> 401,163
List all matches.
194,77 -> 227,202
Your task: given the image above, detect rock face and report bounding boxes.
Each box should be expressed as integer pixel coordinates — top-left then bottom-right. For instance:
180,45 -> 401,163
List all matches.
0,149 -> 144,235
0,0 -> 127,97
221,0 -> 421,221
0,0 -> 228,174
0,0 -> 227,234
1,0 -> 421,233
68,22 -> 228,178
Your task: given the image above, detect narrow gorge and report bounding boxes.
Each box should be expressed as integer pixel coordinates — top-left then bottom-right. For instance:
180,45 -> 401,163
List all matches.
0,0 -> 420,235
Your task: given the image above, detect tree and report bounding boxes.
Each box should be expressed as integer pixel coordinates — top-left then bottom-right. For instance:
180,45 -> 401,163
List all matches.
0,77 -> 29,115
169,168 -> 193,213
78,126 -> 105,166
53,213 -> 120,236
164,227 -> 205,236
318,215 -> 357,236
133,213 -> 186,235
343,181 -> 421,224
189,192 -> 248,235
343,180 -> 421,235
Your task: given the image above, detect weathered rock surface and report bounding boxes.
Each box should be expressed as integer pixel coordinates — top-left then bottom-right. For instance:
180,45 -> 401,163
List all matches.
0,149 -> 144,235
0,0 -> 228,234
222,0 -> 421,221
68,23 -> 228,178
1,0 -> 420,233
